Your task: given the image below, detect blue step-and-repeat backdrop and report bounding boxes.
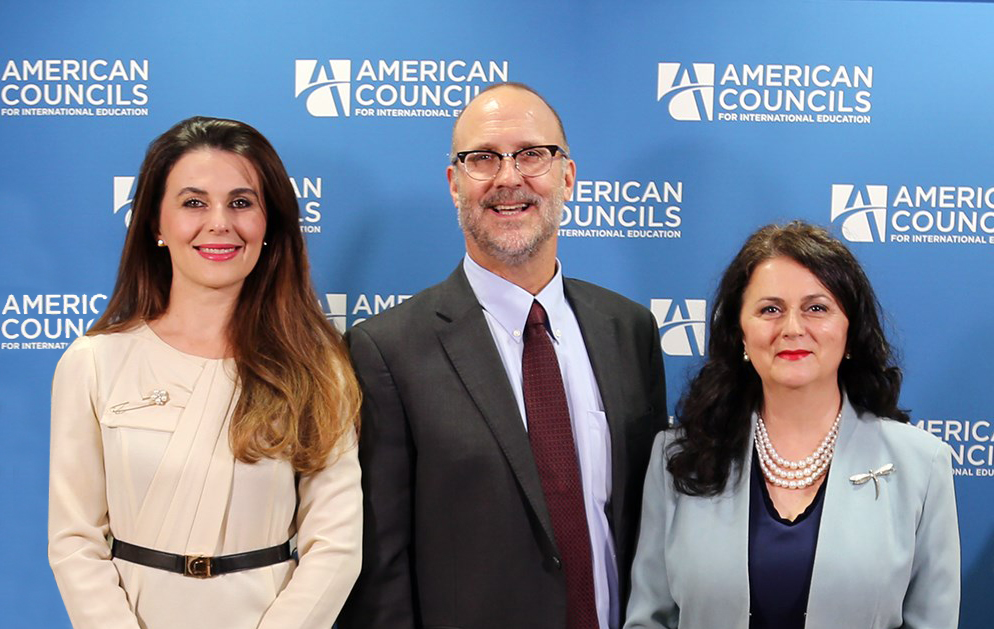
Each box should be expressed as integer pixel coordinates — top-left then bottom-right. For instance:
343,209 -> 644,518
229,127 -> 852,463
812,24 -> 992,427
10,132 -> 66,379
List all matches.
2,1 -> 992,626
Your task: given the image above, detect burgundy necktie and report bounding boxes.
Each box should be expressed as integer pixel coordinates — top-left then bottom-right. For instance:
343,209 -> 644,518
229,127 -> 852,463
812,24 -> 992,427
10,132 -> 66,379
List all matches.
522,300 -> 598,629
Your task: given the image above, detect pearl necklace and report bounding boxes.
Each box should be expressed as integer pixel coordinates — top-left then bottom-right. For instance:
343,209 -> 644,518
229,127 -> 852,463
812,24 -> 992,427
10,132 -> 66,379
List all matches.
754,409 -> 842,490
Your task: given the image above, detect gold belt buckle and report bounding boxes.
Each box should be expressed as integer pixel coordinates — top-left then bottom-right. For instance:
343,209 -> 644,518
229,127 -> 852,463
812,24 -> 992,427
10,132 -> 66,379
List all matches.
184,555 -> 214,578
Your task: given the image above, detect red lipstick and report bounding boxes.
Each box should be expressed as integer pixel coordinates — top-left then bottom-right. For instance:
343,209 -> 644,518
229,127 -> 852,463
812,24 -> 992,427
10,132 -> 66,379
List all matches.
777,350 -> 811,361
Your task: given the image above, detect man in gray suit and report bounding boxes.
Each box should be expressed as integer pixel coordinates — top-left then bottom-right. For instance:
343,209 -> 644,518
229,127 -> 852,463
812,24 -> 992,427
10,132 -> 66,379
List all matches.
338,83 -> 667,629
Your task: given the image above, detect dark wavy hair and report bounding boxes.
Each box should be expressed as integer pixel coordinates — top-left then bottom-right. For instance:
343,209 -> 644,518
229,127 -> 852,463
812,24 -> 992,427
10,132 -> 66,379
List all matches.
667,221 -> 907,496
89,116 -> 360,473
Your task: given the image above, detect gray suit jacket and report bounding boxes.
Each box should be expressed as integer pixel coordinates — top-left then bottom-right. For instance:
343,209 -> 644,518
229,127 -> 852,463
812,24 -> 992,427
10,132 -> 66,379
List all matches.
339,264 -> 668,629
625,398 -> 960,629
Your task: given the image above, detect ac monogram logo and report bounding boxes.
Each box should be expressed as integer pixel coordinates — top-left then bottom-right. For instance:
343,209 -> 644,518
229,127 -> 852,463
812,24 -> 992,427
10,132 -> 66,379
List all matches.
830,184 -> 888,243
113,176 -> 137,227
323,293 -> 348,333
651,298 -> 707,356
657,63 -> 715,121
295,60 -> 352,117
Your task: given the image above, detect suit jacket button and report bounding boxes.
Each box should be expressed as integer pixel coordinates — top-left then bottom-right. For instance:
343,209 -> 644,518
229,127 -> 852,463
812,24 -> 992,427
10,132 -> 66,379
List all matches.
553,557 -> 562,570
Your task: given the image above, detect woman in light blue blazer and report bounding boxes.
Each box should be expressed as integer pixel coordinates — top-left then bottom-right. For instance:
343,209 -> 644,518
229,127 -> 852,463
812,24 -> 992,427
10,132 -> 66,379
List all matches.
626,222 -> 959,629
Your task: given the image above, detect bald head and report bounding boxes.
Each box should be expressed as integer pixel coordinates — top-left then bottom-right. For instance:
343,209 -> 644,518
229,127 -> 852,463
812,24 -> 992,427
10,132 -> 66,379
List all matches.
450,83 -> 568,156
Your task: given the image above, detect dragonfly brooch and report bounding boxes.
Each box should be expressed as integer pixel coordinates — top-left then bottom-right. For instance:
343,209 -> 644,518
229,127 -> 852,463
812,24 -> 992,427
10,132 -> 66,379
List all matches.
849,463 -> 895,500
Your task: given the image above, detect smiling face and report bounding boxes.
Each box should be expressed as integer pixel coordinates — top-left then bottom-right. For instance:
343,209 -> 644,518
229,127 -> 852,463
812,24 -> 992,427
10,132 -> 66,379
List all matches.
739,256 -> 850,395
157,148 -> 267,298
446,86 -> 575,270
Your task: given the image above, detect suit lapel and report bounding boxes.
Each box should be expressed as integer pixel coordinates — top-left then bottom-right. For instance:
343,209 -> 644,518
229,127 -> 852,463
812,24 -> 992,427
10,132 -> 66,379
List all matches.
434,267 -> 557,548
806,400 -> 890,629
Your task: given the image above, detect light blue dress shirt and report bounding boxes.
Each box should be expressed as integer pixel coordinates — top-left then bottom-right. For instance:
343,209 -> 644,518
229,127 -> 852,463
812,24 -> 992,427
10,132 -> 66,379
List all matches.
463,254 -> 619,629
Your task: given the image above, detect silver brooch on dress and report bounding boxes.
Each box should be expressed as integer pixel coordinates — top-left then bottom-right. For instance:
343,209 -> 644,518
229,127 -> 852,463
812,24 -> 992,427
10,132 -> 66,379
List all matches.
849,463 -> 895,500
110,389 -> 170,414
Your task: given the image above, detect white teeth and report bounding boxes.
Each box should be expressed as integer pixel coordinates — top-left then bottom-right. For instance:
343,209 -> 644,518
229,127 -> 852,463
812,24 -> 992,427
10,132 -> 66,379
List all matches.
200,247 -> 236,254
493,204 -> 528,212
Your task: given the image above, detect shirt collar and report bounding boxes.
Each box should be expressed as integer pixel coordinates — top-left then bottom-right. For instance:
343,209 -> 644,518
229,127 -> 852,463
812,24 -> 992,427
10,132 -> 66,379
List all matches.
463,253 -> 568,344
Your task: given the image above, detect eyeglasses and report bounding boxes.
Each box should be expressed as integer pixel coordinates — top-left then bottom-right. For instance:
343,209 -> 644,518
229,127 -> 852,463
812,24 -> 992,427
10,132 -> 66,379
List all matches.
451,145 -> 569,181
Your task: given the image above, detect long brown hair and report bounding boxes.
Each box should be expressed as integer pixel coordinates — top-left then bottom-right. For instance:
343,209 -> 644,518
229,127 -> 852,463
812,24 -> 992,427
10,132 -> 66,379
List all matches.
667,221 -> 906,496
90,116 -> 359,473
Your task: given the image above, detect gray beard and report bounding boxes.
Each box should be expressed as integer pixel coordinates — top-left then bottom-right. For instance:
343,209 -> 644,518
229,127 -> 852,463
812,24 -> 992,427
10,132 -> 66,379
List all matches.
456,189 -> 564,267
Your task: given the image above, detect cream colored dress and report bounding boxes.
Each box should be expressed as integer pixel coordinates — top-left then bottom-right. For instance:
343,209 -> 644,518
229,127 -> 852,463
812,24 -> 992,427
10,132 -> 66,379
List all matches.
48,324 -> 362,629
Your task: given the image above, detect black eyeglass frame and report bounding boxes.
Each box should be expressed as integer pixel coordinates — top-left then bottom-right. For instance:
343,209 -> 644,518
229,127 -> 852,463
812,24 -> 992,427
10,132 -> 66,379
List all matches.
451,145 -> 570,180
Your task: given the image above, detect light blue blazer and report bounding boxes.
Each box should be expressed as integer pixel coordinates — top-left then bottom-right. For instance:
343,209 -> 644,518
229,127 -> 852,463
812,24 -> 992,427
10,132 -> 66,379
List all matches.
625,398 -> 960,629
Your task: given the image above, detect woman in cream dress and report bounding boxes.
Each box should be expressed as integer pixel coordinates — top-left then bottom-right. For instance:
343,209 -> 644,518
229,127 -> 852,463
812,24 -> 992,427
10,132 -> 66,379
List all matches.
49,117 -> 362,628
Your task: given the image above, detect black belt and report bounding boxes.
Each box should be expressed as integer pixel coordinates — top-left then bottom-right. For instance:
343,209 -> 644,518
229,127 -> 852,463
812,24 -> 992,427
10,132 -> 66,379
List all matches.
111,538 -> 293,579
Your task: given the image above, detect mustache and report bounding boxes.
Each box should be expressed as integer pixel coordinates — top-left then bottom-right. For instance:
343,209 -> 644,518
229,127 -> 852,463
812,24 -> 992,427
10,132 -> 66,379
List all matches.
481,189 -> 542,208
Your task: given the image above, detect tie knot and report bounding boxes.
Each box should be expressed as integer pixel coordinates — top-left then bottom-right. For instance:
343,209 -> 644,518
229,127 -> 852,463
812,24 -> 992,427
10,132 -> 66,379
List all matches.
526,300 -> 549,330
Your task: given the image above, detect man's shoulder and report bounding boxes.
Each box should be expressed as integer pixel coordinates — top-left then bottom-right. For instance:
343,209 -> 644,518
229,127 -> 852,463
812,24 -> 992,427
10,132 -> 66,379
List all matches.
564,276 -> 653,320
349,268 -> 465,339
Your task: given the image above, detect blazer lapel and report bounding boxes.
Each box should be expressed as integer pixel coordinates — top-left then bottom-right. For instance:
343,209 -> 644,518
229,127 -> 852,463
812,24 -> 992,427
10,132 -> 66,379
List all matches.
434,267 -> 557,549
726,422 -> 757,629
806,399 -> 890,629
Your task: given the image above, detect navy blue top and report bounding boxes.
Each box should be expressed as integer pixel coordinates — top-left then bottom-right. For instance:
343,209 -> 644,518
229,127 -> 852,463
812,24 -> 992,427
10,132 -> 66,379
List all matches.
748,450 -> 828,629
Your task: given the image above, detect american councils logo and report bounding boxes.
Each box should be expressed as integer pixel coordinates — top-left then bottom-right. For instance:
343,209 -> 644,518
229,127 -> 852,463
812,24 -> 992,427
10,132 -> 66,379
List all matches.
113,176 -> 137,227
830,182 -> 994,246
295,58 -> 508,119
650,298 -> 707,357
295,60 -> 352,117
919,418 -> 994,478
658,61 -> 873,125
2,293 -> 106,350
559,179 -> 684,240
2,58 -> 150,117
323,293 -> 349,332
322,292 -> 412,332
830,184 -> 888,243
292,176 -> 325,233
657,63 -> 715,121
